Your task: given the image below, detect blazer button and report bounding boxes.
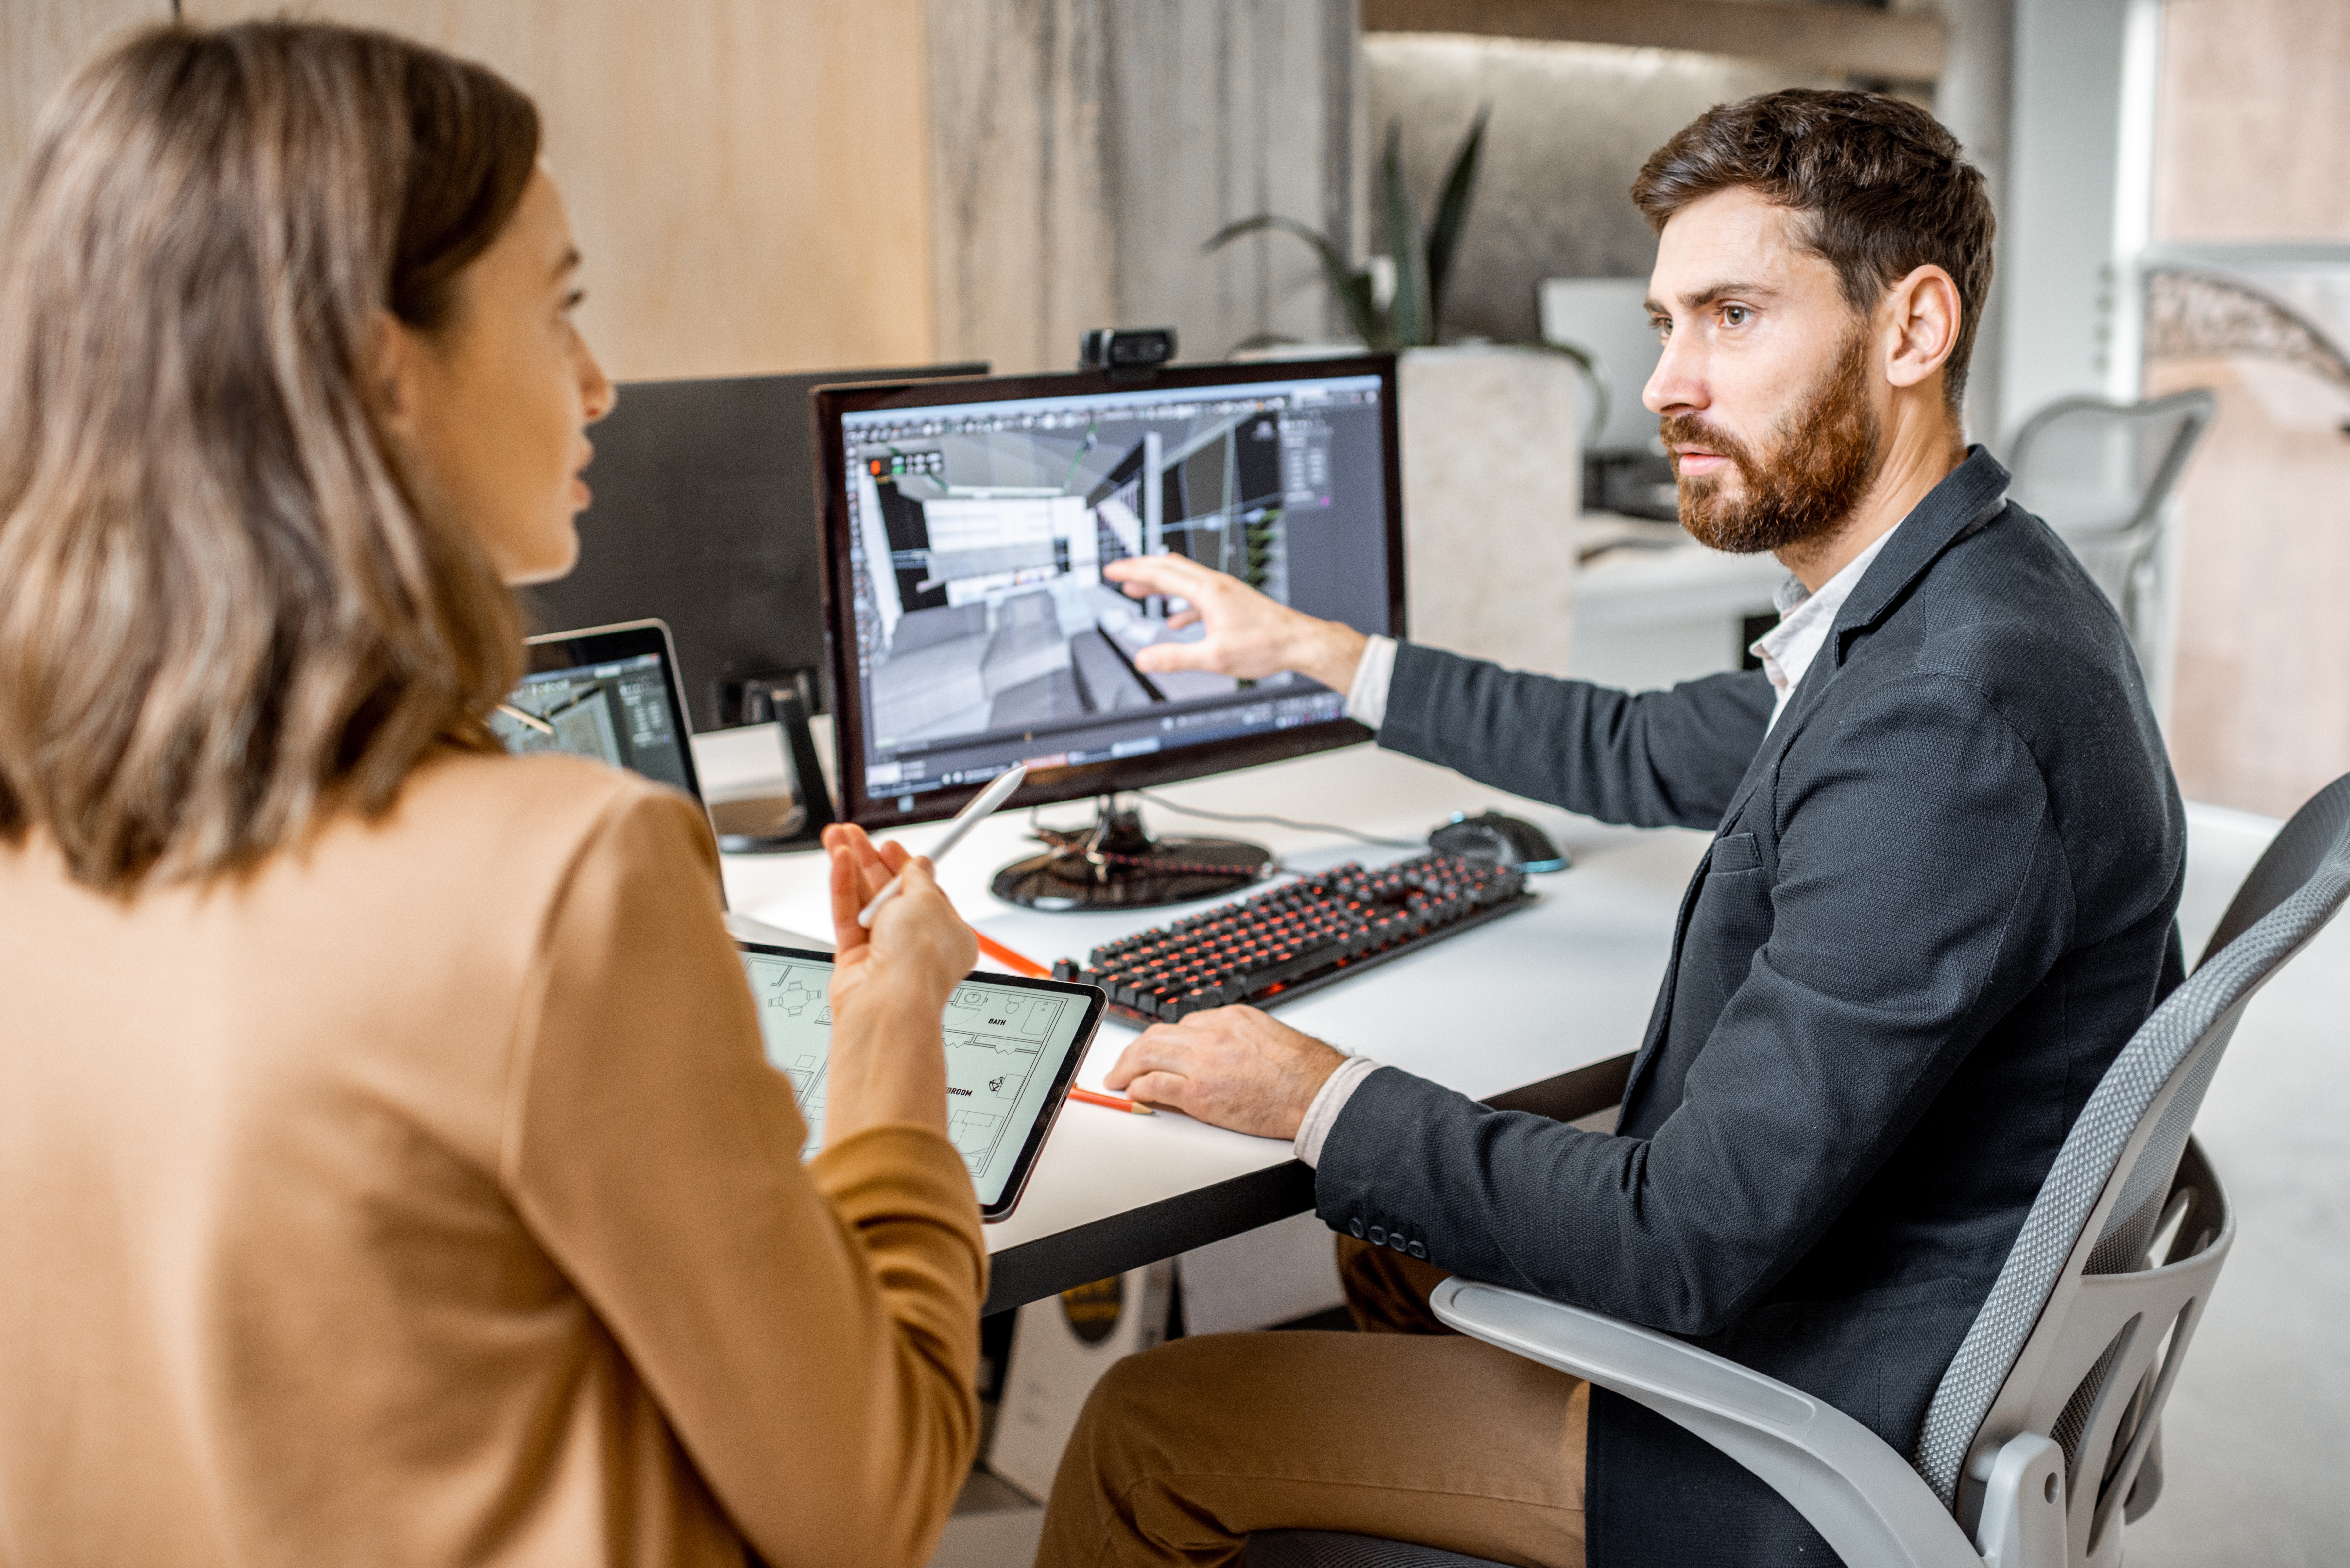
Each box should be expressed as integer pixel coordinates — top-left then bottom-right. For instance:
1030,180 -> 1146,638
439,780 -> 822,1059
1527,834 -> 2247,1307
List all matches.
1408,1241 -> 1428,1260
1349,1218 -> 1365,1239
1367,1225 -> 1387,1245
1388,1232 -> 1407,1252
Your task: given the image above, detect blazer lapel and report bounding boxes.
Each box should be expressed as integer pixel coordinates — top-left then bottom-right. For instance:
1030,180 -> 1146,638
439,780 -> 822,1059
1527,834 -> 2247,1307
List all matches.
1708,447 -> 2014,836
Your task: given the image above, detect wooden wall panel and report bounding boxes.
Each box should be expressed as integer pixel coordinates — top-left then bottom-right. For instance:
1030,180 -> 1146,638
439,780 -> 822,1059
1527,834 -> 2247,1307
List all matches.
2153,0 -> 2350,243
1,0 -> 167,207
181,0 -> 938,381
2151,357 -> 2350,818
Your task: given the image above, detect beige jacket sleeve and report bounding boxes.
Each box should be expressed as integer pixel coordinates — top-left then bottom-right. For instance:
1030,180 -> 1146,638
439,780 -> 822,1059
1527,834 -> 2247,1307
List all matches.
504,784 -> 986,1568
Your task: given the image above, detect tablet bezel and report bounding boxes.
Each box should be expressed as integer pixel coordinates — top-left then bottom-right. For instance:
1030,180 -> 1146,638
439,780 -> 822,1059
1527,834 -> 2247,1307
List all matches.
734,941 -> 1107,1222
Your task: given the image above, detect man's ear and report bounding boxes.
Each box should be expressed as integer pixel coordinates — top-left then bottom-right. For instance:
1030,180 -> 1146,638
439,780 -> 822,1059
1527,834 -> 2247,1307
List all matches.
1883,264 -> 1961,392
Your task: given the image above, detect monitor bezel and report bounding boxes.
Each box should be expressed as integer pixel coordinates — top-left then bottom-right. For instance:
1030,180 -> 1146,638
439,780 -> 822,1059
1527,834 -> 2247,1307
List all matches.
812,353 -> 1406,831
517,618 -> 707,805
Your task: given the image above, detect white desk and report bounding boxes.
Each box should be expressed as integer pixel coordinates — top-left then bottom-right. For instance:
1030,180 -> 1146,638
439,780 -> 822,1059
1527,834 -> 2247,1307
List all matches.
697,726 -> 1708,1311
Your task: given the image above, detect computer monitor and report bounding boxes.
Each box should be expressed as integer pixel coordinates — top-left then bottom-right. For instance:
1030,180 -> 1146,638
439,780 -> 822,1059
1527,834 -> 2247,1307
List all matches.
518,363 -> 986,731
813,354 -> 1405,910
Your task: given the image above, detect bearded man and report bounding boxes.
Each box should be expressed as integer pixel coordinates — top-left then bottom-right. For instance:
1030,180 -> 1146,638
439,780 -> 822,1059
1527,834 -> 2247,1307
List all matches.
1033,90 -> 2186,1568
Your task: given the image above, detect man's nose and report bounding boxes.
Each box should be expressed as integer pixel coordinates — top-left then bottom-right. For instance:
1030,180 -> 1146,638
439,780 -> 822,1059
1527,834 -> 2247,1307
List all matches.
1644,329 -> 1704,415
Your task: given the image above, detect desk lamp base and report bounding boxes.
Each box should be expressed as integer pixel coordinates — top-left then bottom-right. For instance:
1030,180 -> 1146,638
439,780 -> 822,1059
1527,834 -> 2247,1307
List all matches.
991,796 -> 1269,911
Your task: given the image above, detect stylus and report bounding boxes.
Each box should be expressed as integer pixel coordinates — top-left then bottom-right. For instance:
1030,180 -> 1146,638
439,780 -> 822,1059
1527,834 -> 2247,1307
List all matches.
857,763 -> 1029,928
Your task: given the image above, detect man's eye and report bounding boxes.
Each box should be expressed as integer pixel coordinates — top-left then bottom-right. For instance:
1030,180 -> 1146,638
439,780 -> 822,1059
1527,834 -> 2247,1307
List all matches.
1722,304 -> 1750,327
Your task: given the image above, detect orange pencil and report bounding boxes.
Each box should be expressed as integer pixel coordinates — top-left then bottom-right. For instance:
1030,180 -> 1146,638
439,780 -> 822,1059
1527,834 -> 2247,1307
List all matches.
975,930 -> 1050,978
1069,1086 -> 1155,1116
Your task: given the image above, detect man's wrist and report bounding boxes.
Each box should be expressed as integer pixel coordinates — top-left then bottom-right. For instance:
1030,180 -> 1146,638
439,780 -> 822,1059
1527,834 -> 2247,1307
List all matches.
1288,617 -> 1367,694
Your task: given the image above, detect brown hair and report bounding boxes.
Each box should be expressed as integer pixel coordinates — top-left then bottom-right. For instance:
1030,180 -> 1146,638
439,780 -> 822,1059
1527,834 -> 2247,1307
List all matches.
1632,88 -> 1995,413
0,22 -> 540,890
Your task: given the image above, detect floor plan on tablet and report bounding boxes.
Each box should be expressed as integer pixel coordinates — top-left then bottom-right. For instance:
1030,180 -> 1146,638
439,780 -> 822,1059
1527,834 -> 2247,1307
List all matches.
741,952 -> 1070,1173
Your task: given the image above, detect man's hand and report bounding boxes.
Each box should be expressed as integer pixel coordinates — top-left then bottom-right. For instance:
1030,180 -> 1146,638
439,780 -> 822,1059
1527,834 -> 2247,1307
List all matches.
1103,1006 -> 1348,1141
1102,554 -> 1368,693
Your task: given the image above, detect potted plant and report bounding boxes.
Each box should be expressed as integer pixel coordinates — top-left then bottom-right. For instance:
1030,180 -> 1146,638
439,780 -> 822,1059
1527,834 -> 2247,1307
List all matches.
1204,111 -> 1597,677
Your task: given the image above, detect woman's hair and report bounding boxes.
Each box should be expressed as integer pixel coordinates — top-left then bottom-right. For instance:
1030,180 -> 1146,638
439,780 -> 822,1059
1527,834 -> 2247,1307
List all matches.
0,21 -> 540,891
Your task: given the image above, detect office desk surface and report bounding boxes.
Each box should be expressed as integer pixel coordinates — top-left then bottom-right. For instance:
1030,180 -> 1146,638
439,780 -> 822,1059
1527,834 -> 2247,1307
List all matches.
699,729 -> 1709,1309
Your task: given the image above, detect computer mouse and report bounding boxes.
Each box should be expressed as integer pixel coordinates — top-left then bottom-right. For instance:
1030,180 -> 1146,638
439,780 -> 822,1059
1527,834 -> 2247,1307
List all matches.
1427,811 -> 1569,873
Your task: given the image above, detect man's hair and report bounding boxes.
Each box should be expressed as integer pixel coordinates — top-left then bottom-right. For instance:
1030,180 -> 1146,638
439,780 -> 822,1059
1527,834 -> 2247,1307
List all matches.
1631,88 -> 1995,414
0,22 -> 540,890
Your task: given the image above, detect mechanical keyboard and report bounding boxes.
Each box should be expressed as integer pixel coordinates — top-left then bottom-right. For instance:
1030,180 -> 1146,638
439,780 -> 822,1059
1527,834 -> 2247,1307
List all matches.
1048,851 -> 1535,1024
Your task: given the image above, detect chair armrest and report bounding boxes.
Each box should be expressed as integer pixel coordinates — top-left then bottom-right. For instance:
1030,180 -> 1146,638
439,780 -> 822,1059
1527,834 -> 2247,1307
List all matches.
1429,1278 -> 1987,1568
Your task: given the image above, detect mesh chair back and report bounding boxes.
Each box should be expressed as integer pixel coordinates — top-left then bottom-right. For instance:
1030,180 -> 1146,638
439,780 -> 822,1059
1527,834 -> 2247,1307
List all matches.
2201,772 -> 2350,962
2005,389 -> 2215,650
1915,773 -> 2350,1522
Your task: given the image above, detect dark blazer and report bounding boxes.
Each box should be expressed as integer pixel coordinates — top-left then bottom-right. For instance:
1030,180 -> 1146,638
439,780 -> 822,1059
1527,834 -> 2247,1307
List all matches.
1314,449 -> 2187,1565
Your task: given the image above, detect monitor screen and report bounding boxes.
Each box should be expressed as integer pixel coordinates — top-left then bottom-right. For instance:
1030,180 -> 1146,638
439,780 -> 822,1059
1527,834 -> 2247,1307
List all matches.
490,622 -> 702,800
816,356 -> 1403,827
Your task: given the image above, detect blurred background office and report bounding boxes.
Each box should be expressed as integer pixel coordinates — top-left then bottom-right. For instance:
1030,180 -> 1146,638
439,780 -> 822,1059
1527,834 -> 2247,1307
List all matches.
5,3 -> 2344,1564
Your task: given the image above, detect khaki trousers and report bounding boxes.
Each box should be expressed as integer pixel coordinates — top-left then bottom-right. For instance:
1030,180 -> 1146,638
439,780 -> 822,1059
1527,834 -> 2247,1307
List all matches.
1035,1238 -> 1589,1568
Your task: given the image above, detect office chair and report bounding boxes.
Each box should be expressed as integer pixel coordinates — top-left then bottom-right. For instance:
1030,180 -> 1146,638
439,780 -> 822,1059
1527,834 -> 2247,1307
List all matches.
2003,389 -> 2216,669
1252,769 -> 2350,1568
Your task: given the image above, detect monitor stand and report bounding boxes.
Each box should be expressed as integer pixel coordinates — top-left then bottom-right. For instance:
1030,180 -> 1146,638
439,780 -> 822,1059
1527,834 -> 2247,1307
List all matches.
991,796 -> 1271,911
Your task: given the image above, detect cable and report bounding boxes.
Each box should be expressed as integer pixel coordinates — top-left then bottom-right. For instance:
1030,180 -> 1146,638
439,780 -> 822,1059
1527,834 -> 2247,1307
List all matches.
1132,790 -> 1422,850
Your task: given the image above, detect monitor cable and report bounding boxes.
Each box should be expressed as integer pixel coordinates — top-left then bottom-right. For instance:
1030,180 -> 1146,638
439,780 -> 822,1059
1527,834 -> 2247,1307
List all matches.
1025,791 -> 1420,852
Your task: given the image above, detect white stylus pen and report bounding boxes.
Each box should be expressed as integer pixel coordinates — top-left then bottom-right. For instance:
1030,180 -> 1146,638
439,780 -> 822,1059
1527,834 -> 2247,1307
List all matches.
857,762 -> 1029,928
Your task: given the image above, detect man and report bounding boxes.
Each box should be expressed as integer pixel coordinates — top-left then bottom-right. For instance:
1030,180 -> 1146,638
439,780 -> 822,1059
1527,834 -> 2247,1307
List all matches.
1033,90 -> 2186,1567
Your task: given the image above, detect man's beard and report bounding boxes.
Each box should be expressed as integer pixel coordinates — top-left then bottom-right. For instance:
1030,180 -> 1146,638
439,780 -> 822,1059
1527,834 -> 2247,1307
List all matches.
1664,327 -> 1884,556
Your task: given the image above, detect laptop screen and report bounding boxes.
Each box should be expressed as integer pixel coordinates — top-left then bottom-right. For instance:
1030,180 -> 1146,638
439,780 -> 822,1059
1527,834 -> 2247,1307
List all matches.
490,621 -> 701,800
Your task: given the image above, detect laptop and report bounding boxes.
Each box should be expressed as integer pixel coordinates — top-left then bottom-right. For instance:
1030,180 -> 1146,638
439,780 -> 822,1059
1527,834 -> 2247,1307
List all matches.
489,619 -> 705,801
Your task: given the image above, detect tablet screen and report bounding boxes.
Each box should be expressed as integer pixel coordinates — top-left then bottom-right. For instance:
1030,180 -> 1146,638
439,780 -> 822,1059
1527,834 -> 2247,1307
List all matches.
736,943 -> 1103,1217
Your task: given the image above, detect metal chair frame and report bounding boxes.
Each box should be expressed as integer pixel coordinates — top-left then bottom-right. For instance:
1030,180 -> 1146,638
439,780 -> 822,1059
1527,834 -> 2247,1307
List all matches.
2003,388 -> 2216,658
1254,772 -> 2350,1568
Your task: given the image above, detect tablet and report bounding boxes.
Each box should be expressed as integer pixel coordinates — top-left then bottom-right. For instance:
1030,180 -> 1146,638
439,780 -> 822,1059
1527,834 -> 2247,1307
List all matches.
735,941 -> 1107,1221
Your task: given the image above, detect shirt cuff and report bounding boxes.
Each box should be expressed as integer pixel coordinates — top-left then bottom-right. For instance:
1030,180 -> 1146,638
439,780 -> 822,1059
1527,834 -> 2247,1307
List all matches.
1344,634 -> 1398,730
1293,1055 -> 1382,1168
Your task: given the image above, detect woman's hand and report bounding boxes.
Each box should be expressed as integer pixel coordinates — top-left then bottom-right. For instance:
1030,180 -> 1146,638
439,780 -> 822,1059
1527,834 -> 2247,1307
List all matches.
816,823 -> 978,1145
1101,554 -> 1369,692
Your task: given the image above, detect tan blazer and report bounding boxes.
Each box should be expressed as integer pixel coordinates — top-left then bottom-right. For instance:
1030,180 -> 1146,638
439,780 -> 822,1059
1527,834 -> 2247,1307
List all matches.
0,751 -> 986,1567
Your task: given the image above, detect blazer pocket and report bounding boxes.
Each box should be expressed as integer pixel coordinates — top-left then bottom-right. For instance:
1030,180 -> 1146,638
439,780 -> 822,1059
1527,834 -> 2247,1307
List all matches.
1710,830 -> 1762,875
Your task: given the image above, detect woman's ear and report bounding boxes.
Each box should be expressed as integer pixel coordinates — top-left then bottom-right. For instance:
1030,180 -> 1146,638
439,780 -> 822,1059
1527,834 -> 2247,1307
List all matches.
371,310 -> 422,433
1884,264 -> 1961,392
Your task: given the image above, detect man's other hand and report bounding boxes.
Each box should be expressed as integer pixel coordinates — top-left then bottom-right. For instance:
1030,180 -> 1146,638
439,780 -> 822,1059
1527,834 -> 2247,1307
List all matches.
1101,554 -> 1368,694
1103,1006 -> 1348,1140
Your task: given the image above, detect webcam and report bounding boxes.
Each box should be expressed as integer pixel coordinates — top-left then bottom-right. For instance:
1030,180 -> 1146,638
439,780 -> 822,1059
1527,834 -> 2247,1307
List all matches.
1079,327 -> 1177,381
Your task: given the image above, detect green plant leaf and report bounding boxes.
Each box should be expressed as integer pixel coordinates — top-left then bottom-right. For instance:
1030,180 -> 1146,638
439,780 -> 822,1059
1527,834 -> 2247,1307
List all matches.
1204,213 -> 1389,349
1381,122 -> 1432,347
1425,104 -> 1490,338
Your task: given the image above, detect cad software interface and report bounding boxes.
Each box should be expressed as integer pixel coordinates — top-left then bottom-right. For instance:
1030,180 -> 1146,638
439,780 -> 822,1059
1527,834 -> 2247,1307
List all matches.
741,949 -> 1087,1206
489,651 -> 693,794
837,373 -> 1393,809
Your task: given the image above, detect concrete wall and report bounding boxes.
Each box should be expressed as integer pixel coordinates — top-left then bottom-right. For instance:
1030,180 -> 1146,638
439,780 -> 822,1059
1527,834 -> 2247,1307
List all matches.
925,0 -> 1361,374
1362,33 -> 1830,345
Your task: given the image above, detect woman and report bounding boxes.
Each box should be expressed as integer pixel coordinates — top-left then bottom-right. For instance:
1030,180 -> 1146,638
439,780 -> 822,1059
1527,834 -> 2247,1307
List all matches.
0,22 -> 983,1567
